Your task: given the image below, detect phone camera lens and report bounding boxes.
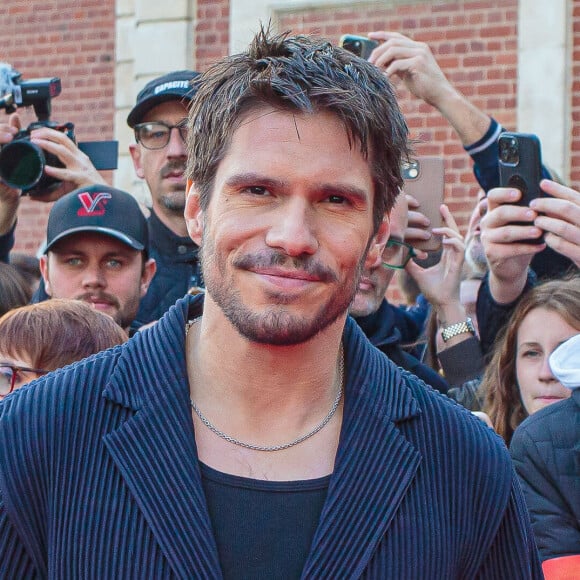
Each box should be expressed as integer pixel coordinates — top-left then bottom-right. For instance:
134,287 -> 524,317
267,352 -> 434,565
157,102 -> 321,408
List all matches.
500,137 -> 519,164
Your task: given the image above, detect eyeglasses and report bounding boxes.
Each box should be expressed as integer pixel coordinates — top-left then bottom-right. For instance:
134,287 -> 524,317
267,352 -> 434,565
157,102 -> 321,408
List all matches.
381,239 -> 416,270
133,120 -> 188,150
0,364 -> 48,398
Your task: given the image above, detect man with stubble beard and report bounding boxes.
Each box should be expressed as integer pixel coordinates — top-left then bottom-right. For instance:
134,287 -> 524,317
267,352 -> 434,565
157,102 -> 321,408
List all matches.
39,184 -> 156,335
128,71 -> 204,325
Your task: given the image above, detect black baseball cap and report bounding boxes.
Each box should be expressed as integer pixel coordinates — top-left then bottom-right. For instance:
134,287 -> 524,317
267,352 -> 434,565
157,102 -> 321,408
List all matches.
126,70 -> 200,128
44,185 -> 149,255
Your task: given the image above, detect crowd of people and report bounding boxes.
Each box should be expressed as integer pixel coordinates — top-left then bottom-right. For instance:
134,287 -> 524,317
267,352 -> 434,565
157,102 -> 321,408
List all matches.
0,25 -> 577,577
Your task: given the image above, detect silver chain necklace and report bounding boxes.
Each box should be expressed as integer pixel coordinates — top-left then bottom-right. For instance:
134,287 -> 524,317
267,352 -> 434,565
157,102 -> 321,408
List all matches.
186,318 -> 344,452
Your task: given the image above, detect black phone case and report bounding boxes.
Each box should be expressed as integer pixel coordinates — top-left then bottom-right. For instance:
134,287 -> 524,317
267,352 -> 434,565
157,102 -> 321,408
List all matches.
498,132 -> 543,206
498,132 -> 543,244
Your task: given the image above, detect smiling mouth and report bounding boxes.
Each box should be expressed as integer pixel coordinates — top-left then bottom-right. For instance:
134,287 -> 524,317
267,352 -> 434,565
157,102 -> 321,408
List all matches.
250,268 -> 327,293
254,268 -> 322,282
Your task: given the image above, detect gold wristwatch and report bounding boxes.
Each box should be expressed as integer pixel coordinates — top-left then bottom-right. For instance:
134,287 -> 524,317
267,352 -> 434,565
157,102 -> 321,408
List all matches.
441,318 -> 475,343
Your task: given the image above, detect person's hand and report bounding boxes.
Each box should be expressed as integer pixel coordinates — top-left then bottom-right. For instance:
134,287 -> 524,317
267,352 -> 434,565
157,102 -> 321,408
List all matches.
530,179 -> 580,268
405,204 -> 465,314
480,187 -> 544,303
403,193 -> 431,259
28,125 -> 106,201
0,113 -> 22,235
367,31 -> 458,109
406,204 -> 471,352
366,31 -> 491,147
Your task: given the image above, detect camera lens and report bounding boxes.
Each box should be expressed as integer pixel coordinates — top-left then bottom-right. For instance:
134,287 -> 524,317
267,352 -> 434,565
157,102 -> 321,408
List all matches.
499,136 -> 519,164
0,140 -> 44,190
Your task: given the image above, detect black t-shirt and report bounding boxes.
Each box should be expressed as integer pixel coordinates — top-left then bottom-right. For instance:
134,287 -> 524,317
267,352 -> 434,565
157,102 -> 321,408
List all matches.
200,462 -> 330,580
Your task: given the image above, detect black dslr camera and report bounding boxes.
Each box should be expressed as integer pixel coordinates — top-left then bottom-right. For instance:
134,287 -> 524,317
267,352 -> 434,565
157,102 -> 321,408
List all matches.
0,63 -> 118,196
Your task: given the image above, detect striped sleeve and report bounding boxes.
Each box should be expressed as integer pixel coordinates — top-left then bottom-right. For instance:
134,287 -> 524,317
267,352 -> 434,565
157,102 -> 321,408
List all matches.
0,490 -> 39,578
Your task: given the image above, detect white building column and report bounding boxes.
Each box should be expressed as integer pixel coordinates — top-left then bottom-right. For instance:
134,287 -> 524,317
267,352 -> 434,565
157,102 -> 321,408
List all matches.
229,0 -> 360,52
114,0 -> 195,202
518,0 -> 569,180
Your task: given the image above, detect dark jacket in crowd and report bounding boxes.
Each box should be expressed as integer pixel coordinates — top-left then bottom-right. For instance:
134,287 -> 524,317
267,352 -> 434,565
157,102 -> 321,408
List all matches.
0,225 -> 14,264
441,337 -> 485,412
510,389 -> 580,562
476,269 -> 538,359
0,294 -> 542,577
134,210 -> 202,326
354,299 -> 450,394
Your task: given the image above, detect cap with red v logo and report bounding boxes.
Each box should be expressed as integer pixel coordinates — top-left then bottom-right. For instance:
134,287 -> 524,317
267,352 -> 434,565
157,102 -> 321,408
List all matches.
43,184 -> 149,255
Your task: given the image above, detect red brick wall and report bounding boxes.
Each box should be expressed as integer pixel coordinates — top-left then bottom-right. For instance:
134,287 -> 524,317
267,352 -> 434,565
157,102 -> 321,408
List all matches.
278,0 -> 519,229
3,0 -> 579,258
0,0 -> 116,255
195,0 -> 230,72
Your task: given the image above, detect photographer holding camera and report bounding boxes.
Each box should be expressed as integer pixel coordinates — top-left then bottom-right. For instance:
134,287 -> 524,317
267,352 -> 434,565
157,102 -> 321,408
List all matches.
0,113 -> 108,263
0,63 -> 115,265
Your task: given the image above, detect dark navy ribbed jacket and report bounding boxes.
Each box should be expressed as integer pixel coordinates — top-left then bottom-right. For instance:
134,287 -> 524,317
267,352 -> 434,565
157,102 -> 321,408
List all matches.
0,295 -> 542,578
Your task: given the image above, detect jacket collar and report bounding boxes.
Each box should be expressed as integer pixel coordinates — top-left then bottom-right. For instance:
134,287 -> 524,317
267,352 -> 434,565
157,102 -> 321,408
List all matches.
103,294 -> 201,410
302,317 -> 422,577
148,209 -> 198,259
102,295 -> 422,577
353,299 -> 402,347
102,295 -> 221,578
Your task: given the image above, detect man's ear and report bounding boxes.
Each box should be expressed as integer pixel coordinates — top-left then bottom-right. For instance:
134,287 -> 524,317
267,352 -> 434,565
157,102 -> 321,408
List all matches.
129,143 -> 145,179
140,258 -> 157,298
185,179 -> 204,245
39,255 -> 52,296
364,216 -> 390,270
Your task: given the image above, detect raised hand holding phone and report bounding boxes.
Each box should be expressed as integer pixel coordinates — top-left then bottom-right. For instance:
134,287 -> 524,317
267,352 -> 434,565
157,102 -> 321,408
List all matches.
498,132 -> 544,244
339,35 -> 379,60
402,156 -> 445,252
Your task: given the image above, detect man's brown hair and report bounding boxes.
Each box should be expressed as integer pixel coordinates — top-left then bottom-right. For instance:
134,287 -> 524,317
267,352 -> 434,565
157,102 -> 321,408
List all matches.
187,27 -> 411,234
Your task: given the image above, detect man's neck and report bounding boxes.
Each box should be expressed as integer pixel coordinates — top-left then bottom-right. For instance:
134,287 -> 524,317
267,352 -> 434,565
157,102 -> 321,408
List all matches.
186,298 -> 346,480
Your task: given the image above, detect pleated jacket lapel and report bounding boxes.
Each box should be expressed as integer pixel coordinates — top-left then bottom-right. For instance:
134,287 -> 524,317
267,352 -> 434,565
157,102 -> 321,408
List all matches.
102,297 -> 222,579
100,302 -> 422,578
302,319 -> 422,579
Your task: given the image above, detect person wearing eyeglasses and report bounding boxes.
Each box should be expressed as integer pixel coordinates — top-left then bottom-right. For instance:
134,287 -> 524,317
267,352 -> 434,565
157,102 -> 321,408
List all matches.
350,193 -> 447,393
0,299 -> 127,399
350,192 -> 483,395
0,364 -> 47,398
127,71 -> 204,326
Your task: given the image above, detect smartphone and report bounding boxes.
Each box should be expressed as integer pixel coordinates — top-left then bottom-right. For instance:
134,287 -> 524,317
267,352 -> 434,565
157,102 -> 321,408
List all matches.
498,131 -> 544,243
339,34 -> 379,60
402,157 -> 445,252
